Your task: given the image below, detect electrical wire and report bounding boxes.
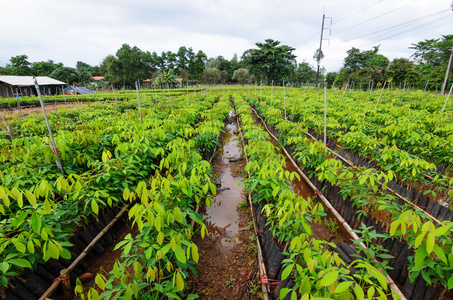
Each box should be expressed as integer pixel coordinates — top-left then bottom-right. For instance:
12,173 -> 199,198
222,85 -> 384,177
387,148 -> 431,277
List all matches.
359,13 -> 453,47
343,9 -> 451,43
332,1 -> 417,36
332,0 -> 383,25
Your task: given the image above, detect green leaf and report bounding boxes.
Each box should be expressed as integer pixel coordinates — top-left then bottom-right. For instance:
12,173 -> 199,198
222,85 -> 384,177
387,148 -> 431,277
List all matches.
31,211 -> 42,234
191,243 -> 199,263
319,270 -> 338,287
280,288 -> 290,300
435,224 -> 451,237
27,240 -> 35,254
48,240 -> 60,259
353,284 -> 365,300
11,239 -> 26,254
433,245 -> 448,264
389,221 -> 399,236
125,285 -> 132,300
175,244 -> 186,264
448,276 -> 453,290
176,271 -> 184,291
9,259 -> 32,269
0,262 -> 9,274
174,207 -> 182,223
91,288 -> 100,300
16,192 -> 23,209
426,233 -> 434,254
334,281 -> 353,294
281,264 -> 294,280
26,191 -> 37,208
414,232 -> 426,248
91,199 -> 99,215
95,274 -> 105,290
157,232 -> 164,246
43,199 -> 52,214
414,246 -> 428,267
112,262 -> 120,278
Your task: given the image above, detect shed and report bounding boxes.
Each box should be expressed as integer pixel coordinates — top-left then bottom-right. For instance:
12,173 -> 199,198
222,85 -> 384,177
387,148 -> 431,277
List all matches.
0,76 -> 66,98
64,86 -> 96,95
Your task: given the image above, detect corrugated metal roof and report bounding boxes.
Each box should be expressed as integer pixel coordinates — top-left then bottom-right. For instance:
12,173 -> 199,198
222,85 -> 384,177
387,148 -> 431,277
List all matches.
0,76 -> 66,86
64,85 -> 96,95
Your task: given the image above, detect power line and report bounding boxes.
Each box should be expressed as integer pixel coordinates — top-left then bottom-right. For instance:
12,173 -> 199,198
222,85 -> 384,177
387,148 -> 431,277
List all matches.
359,14 -> 453,47
332,1 -> 415,36
343,9 -> 451,43
332,0 -> 383,25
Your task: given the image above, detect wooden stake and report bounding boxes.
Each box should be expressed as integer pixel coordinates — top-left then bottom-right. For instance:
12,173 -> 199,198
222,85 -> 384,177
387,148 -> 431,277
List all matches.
0,110 -> 12,138
324,76 -> 327,146
60,269 -> 71,300
270,80 -> 274,107
283,79 -> 286,119
341,81 -> 349,100
440,84 -> 453,116
135,81 -> 143,120
375,80 -> 387,110
111,84 -> 118,110
34,77 -> 64,175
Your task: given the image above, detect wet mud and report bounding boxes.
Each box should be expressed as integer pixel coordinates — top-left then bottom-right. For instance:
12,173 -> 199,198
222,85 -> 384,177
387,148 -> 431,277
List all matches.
188,112 -> 261,299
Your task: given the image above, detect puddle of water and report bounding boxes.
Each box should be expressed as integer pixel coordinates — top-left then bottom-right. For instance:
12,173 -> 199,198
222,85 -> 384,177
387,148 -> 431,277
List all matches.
203,112 -> 245,249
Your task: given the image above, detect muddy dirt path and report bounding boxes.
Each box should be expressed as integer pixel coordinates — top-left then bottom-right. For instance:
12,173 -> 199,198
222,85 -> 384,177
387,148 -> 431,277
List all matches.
188,113 -> 261,299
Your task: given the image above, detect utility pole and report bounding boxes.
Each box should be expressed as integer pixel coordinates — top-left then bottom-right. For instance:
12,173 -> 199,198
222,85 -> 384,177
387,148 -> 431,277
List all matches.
315,15 -> 325,88
315,14 -> 331,87
441,42 -> 453,95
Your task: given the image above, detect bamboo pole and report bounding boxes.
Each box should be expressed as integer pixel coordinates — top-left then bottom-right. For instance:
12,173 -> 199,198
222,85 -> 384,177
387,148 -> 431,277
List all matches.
39,203 -> 131,300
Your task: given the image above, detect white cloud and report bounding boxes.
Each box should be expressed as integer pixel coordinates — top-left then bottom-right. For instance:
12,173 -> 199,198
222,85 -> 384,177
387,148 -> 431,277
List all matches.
1,0 -> 452,71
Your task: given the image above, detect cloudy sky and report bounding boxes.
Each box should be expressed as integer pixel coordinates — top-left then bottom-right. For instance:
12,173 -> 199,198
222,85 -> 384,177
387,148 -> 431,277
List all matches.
1,0 -> 452,72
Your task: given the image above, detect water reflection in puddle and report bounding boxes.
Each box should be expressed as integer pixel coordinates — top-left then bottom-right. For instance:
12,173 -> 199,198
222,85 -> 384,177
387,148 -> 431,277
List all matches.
203,112 -> 245,249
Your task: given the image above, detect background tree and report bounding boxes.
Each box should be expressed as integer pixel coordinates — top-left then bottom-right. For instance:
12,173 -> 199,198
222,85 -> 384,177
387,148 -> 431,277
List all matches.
410,34 -> 453,90
335,46 -> 389,87
294,61 -> 317,84
326,72 -> 337,88
0,66 -> 11,75
31,60 -> 62,76
242,39 -> 296,82
175,46 -> 191,77
388,58 -> 421,88
49,66 -> 79,84
229,54 -> 241,80
100,44 -> 157,88
232,68 -> 249,84
7,55 -> 31,75
202,68 -> 221,84
189,50 -> 207,80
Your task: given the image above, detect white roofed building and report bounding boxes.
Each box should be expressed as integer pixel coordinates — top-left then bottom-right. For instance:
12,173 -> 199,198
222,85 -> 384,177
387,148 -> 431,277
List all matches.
0,76 -> 66,98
